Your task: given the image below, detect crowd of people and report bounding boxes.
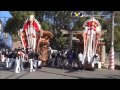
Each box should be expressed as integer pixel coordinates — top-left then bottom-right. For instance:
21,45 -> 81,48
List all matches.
0,47 -> 42,73
0,47 -> 100,73
49,48 -> 100,71
48,49 -> 84,70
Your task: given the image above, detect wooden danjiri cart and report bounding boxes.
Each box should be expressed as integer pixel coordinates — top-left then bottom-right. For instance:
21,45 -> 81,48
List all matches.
37,31 -> 53,63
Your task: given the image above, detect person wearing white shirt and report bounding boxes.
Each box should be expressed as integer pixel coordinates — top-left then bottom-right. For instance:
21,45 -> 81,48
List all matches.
78,52 -> 84,70
15,56 -> 21,73
78,52 -> 83,62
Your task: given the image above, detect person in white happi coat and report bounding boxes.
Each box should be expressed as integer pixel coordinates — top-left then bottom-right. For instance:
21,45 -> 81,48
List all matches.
18,49 -> 25,71
78,52 -> 83,63
14,53 -> 21,73
91,54 -> 101,69
78,52 -> 84,70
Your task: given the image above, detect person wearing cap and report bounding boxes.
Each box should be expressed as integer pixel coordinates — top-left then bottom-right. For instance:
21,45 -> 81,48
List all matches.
91,54 -> 100,69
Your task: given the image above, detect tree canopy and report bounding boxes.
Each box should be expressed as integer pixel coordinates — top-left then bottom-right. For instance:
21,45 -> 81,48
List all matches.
4,11 -> 120,52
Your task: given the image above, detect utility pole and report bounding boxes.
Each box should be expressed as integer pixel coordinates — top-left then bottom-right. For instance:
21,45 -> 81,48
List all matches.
111,11 -> 115,49
109,11 -> 115,70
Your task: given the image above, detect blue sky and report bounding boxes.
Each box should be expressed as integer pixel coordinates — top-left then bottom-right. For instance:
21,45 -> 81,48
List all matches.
0,11 -> 12,24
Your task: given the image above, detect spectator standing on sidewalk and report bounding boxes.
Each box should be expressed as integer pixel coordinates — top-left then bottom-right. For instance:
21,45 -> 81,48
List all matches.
67,50 -> 74,70
78,52 -> 84,70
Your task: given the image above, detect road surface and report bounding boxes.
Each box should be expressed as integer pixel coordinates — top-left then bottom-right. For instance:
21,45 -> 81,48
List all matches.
0,65 -> 120,79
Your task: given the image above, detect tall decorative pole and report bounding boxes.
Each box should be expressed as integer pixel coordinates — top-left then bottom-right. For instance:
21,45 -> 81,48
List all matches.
109,11 -> 115,70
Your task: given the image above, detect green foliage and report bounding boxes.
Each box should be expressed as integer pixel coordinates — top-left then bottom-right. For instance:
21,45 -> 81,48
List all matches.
41,21 -> 52,30
115,11 -> 120,24
4,11 -> 35,34
10,11 -> 35,22
114,26 -> 120,51
55,36 -> 67,50
57,36 -> 66,46
73,17 -> 87,31
4,18 -> 19,34
4,11 -> 120,51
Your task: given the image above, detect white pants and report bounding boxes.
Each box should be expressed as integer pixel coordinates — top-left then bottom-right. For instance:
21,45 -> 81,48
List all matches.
92,62 -> 101,69
9,58 -> 14,68
38,60 -> 42,66
20,59 -> 24,71
15,59 -> 20,73
29,59 -> 35,72
6,58 -> 9,68
1,55 -> 5,62
33,60 -> 38,68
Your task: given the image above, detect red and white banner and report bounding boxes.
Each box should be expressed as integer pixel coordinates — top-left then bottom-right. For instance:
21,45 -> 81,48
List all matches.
20,16 -> 43,52
82,17 -> 101,64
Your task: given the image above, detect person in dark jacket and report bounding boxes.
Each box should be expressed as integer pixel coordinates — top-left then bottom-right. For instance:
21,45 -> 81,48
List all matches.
33,51 -> 39,70
51,51 -> 56,67
67,50 -> 74,70
8,49 -> 14,69
28,49 -> 35,72
5,50 -> 9,68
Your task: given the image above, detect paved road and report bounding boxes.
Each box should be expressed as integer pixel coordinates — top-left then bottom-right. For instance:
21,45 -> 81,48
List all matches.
0,65 -> 120,79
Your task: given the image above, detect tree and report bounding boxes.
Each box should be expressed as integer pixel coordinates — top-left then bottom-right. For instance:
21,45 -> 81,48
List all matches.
114,25 -> 120,51
4,18 -> 18,34
5,11 -> 120,52
103,11 -> 120,52
57,36 -> 67,50
41,21 -> 52,30
4,11 -> 35,34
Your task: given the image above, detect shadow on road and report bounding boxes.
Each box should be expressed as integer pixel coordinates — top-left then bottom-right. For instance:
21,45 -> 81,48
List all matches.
4,71 -> 30,79
15,72 -> 30,79
38,69 -> 96,79
5,73 -> 16,79
97,74 -> 120,79
38,69 -> 81,79
65,67 -> 95,73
